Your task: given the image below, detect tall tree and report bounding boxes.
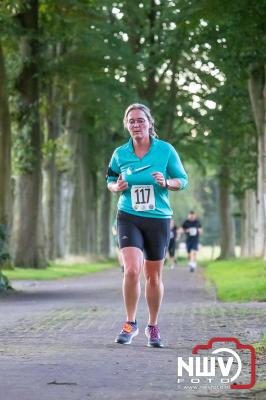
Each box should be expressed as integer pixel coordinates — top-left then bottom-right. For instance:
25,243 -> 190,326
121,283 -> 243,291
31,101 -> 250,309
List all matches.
0,41 -> 12,265
190,0 -> 266,258
12,0 -> 46,267
248,64 -> 266,258
0,42 -> 11,227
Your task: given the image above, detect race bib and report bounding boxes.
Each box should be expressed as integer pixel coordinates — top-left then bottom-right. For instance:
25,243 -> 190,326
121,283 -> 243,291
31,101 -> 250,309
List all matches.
189,227 -> 198,236
131,185 -> 155,211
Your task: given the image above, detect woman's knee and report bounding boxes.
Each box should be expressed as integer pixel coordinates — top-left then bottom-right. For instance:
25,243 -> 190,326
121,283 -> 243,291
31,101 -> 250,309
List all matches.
124,265 -> 141,281
145,273 -> 162,287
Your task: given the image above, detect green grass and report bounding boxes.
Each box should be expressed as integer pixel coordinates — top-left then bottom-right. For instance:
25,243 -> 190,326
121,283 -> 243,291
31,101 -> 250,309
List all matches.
1,261 -> 116,281
254,333 -> 266,356
205,258 -> 266,302
253,334 -> 266,390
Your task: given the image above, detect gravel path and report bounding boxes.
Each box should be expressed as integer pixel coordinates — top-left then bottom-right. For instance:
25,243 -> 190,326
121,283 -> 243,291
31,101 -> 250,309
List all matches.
0,265 -> 265,399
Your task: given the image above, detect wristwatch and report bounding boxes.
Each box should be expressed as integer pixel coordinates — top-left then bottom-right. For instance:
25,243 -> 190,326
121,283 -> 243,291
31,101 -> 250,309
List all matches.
166,179 -> 180,191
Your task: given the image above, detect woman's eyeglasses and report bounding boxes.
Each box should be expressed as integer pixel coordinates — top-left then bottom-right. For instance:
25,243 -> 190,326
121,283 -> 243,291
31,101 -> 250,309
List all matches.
128,118 -> 147,125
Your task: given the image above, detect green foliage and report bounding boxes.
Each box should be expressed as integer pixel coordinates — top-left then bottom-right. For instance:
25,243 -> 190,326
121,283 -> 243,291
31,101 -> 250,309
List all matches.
2,0 -> 265,261
54,134 -> 72,173
170,164 -> 221,246
42,138 -> 57,158
8,0 -> 260,181
42,135 -> 72,173
205,259 -> 266,302
185,1 -> 261,197
13,127 -> 36,173
170,162 -> 204,221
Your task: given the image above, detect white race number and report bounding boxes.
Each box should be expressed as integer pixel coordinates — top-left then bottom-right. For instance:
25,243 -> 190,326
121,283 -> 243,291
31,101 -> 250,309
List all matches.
131,185 -> 155,211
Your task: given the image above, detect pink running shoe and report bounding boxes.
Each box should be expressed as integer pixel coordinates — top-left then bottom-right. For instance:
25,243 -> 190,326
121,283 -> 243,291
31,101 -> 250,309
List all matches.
145,325 -> 164,348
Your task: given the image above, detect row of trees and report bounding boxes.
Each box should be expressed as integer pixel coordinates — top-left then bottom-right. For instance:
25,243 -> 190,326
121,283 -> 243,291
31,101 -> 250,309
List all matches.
0,0 -> 265,268
197,0 -> 266,258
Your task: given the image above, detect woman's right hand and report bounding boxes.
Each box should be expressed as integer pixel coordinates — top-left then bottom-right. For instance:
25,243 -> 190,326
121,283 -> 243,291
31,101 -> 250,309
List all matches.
115,174 -> 128,192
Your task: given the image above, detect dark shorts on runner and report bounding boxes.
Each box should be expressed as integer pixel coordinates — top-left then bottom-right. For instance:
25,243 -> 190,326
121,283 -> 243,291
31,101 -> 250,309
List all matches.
117,210 -> 170,261
186,239 -> 199,253
168,239 -> 176,257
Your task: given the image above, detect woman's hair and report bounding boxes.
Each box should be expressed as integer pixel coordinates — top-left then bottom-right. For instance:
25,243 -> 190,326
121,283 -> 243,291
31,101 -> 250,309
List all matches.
123,103 -> 158,137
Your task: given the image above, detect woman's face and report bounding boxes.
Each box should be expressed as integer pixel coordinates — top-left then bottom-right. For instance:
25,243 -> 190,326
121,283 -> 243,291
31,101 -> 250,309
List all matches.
126,109 -> 151,140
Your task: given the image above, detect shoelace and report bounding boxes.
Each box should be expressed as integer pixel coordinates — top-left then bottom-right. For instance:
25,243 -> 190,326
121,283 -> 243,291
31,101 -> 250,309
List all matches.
149,325 -> 160,340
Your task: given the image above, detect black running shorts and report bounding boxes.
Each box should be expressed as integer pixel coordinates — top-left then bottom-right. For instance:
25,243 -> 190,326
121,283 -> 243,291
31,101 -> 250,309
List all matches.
168,239 -> 176,257
117,210 -> 171,261
186,239 -> 199,253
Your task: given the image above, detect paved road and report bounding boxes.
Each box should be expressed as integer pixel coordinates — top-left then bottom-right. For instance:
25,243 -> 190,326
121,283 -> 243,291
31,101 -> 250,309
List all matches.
0,265 -> 265,400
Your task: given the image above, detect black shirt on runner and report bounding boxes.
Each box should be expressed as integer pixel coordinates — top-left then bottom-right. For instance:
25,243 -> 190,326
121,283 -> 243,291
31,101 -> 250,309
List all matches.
182,219 -> 201,240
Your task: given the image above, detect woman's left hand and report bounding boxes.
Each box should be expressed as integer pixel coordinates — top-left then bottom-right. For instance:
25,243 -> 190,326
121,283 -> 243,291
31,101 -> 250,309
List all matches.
152,172 -> 166,187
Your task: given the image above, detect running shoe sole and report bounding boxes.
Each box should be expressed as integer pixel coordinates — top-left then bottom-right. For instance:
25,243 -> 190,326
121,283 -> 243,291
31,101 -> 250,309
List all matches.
115,328 -> 139,345
146,341 -> 164,348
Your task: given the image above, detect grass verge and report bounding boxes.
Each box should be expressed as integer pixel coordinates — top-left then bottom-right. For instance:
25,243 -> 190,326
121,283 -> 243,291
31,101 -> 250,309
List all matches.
1,261 -> 115,281
254,333 -> 266,356
253,334 -> 266,390
204,258 -> 266,302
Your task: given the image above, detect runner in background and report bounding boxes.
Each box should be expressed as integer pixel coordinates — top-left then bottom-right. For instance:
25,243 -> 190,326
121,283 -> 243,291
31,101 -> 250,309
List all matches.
167,219 -> 180,269
182,211 -> 202,272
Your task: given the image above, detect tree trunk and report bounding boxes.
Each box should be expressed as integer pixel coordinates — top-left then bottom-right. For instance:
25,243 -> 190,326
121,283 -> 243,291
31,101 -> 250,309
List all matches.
144,0 -> 157,106
0,42 -> 11,226
125,0 -> 158,106
42,50 -> 62,260
43,136 -> 59,260
69,131 -> 93,256
88,170 -> 98,255
0,41 -> 12,266
69,165 -> 98,257
99,172 -> 112,257
56,171 -> 75,257
55,84 -> 77,258
164,60 -> 178,138
248,63 -> 266,259
218,165 -> 236,259
12,0 -> 46,267
240,191 -> 256,257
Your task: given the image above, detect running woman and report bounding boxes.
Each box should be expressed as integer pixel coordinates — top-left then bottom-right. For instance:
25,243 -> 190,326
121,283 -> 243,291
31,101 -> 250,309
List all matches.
182,211 -> 202,272
106,103 -> 188,347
